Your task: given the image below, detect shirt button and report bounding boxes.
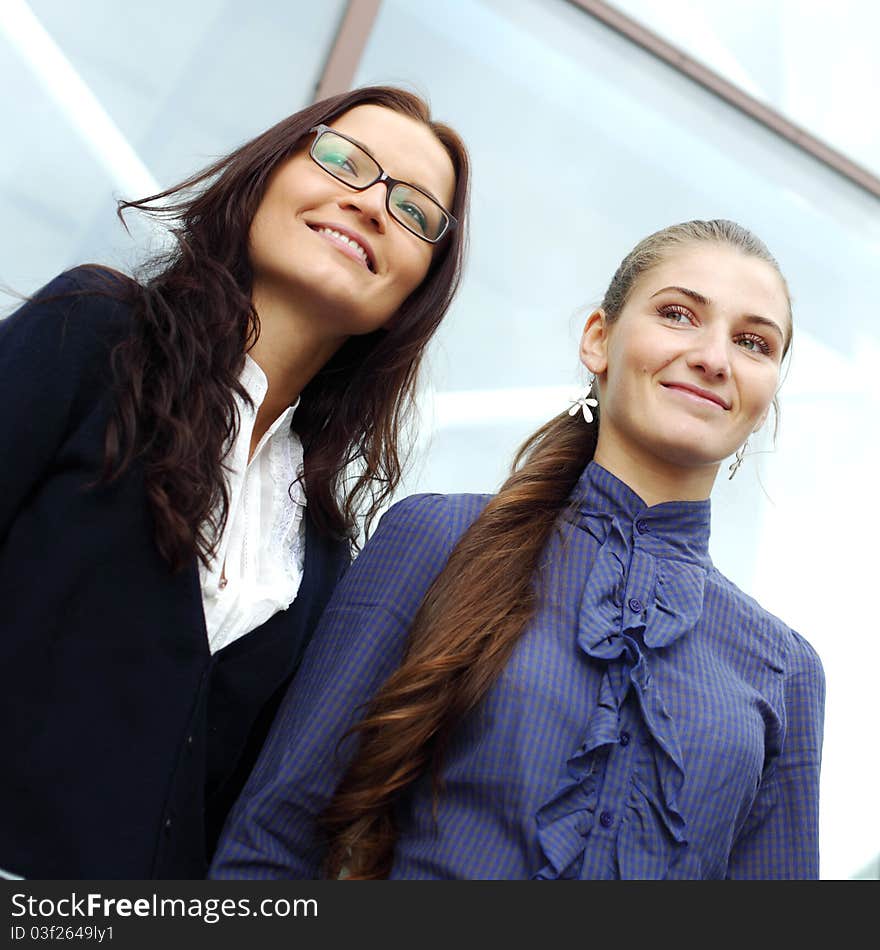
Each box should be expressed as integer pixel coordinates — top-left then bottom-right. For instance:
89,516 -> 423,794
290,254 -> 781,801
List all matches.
628,598 -> 643,613
599,810 -> 614,829
619,731 -> 631,747
636,520 -> 649,534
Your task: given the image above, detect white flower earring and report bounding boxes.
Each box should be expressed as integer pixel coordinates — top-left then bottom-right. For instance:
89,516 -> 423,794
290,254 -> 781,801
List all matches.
568,374 -> 599,424
728,440 -> 749,479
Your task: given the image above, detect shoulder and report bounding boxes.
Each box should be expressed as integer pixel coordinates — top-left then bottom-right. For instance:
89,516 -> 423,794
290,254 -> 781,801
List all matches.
1,266 -> 138,375
340,492 -> 493,605
0,267 -> 143,422
377,491 -> 492,540
707,568 -> 824,684
15,264 -> 137,307
782,628 -> 825,698
3,265 -> 137,337
36,264 -> 134,296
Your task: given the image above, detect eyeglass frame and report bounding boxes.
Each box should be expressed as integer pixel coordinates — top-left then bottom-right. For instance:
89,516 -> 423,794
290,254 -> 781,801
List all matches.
307,124 -> 457,244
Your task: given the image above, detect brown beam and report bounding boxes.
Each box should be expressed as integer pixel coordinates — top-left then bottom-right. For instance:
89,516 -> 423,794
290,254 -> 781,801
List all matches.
313,0 -> 382,102
568,0 -> 880,199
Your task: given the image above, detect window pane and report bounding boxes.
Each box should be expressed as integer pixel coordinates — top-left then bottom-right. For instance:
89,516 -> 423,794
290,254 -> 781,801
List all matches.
0,0 -> 346,292
611,0 -> 880,179
356,0 -> 880,880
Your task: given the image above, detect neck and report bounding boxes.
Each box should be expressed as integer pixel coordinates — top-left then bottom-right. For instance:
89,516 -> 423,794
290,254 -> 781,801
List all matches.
593,440 -> 719,507
246,285 -> 347,456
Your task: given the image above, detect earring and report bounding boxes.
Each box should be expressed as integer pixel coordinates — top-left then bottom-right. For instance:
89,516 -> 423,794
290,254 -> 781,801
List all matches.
728,440 -> 749,479
568,374 -> 599,424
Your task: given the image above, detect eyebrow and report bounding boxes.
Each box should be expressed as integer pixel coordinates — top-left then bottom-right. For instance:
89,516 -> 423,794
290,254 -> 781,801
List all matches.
650,285 -> 786,341
339,129 -> 446,206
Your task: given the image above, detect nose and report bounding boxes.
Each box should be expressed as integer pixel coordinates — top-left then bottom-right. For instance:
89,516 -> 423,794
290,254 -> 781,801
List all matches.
338,181 -> 388,233
686,328 -> 731,379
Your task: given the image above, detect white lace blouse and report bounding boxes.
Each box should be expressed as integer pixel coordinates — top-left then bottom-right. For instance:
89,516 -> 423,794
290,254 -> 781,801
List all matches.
199,355 -> 307,654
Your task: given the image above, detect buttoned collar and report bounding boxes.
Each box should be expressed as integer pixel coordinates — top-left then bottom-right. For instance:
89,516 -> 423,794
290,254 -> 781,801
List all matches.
569,461 -> 712,567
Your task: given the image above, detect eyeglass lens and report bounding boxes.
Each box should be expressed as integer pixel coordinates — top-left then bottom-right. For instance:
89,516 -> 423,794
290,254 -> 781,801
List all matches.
311,130 -> 449,241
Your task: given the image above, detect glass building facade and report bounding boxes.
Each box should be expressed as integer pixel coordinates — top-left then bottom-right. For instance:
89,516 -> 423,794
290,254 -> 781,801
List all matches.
2,0 -> 877,880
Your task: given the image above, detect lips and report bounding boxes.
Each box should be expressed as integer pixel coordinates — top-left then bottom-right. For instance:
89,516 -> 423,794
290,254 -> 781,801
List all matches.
308,222 -> 376,273
661,382 -> 730,410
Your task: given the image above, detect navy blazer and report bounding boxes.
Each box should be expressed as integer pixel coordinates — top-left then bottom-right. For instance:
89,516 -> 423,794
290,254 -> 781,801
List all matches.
0,269 -> 349,879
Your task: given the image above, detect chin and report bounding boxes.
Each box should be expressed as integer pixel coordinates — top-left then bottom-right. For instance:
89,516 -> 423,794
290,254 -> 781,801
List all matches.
329,305 -> 395,338
652,439 -> 729,471
648,424 -> 731,465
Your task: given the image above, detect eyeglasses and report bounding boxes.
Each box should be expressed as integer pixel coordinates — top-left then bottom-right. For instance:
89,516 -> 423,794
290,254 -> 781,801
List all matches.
308,124 -> 456,244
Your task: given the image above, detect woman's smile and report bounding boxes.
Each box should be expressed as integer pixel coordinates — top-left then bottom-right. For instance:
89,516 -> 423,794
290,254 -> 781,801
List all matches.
660,381 -> 730,410
308,222 -> 376,273
580,242 -> 790,494
247,103 -> 455,339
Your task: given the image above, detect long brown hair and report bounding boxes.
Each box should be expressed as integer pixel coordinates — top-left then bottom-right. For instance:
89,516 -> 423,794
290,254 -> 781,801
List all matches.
104,86 -> 470,569
319,219 -> 793,879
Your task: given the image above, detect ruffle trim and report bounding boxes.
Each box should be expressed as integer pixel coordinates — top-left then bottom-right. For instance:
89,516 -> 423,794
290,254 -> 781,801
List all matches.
533,513 -> 706,879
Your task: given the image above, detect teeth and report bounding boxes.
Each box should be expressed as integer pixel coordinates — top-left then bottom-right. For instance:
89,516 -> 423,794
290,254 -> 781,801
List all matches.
316,227 -> 370,267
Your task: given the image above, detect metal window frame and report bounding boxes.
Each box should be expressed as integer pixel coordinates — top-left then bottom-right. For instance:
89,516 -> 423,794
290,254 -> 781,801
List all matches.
313,0 -> 381,102
314,0 -> 880,200
569,0 -> 880,199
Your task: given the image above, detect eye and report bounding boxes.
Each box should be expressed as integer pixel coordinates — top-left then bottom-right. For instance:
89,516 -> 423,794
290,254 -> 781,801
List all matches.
657,304 -> 696,326
315,146 -> 359,179
327,152 -> 357,173
734,332 -> 773,356
392,195 -> 429,235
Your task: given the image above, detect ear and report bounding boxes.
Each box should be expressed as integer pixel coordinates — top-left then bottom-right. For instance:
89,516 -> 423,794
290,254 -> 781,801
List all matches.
579,308 -> 609,375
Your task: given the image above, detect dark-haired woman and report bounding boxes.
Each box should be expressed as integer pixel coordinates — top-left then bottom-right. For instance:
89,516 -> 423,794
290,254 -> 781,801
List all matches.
0,86 -> 469,879
211,220 -> 825,881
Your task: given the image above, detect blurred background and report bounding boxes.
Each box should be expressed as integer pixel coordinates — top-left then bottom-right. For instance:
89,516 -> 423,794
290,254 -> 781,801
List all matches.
1,0 -> 877,879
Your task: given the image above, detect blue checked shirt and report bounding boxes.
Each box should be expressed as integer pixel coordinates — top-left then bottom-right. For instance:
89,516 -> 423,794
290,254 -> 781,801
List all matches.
210,462 -> 826,879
